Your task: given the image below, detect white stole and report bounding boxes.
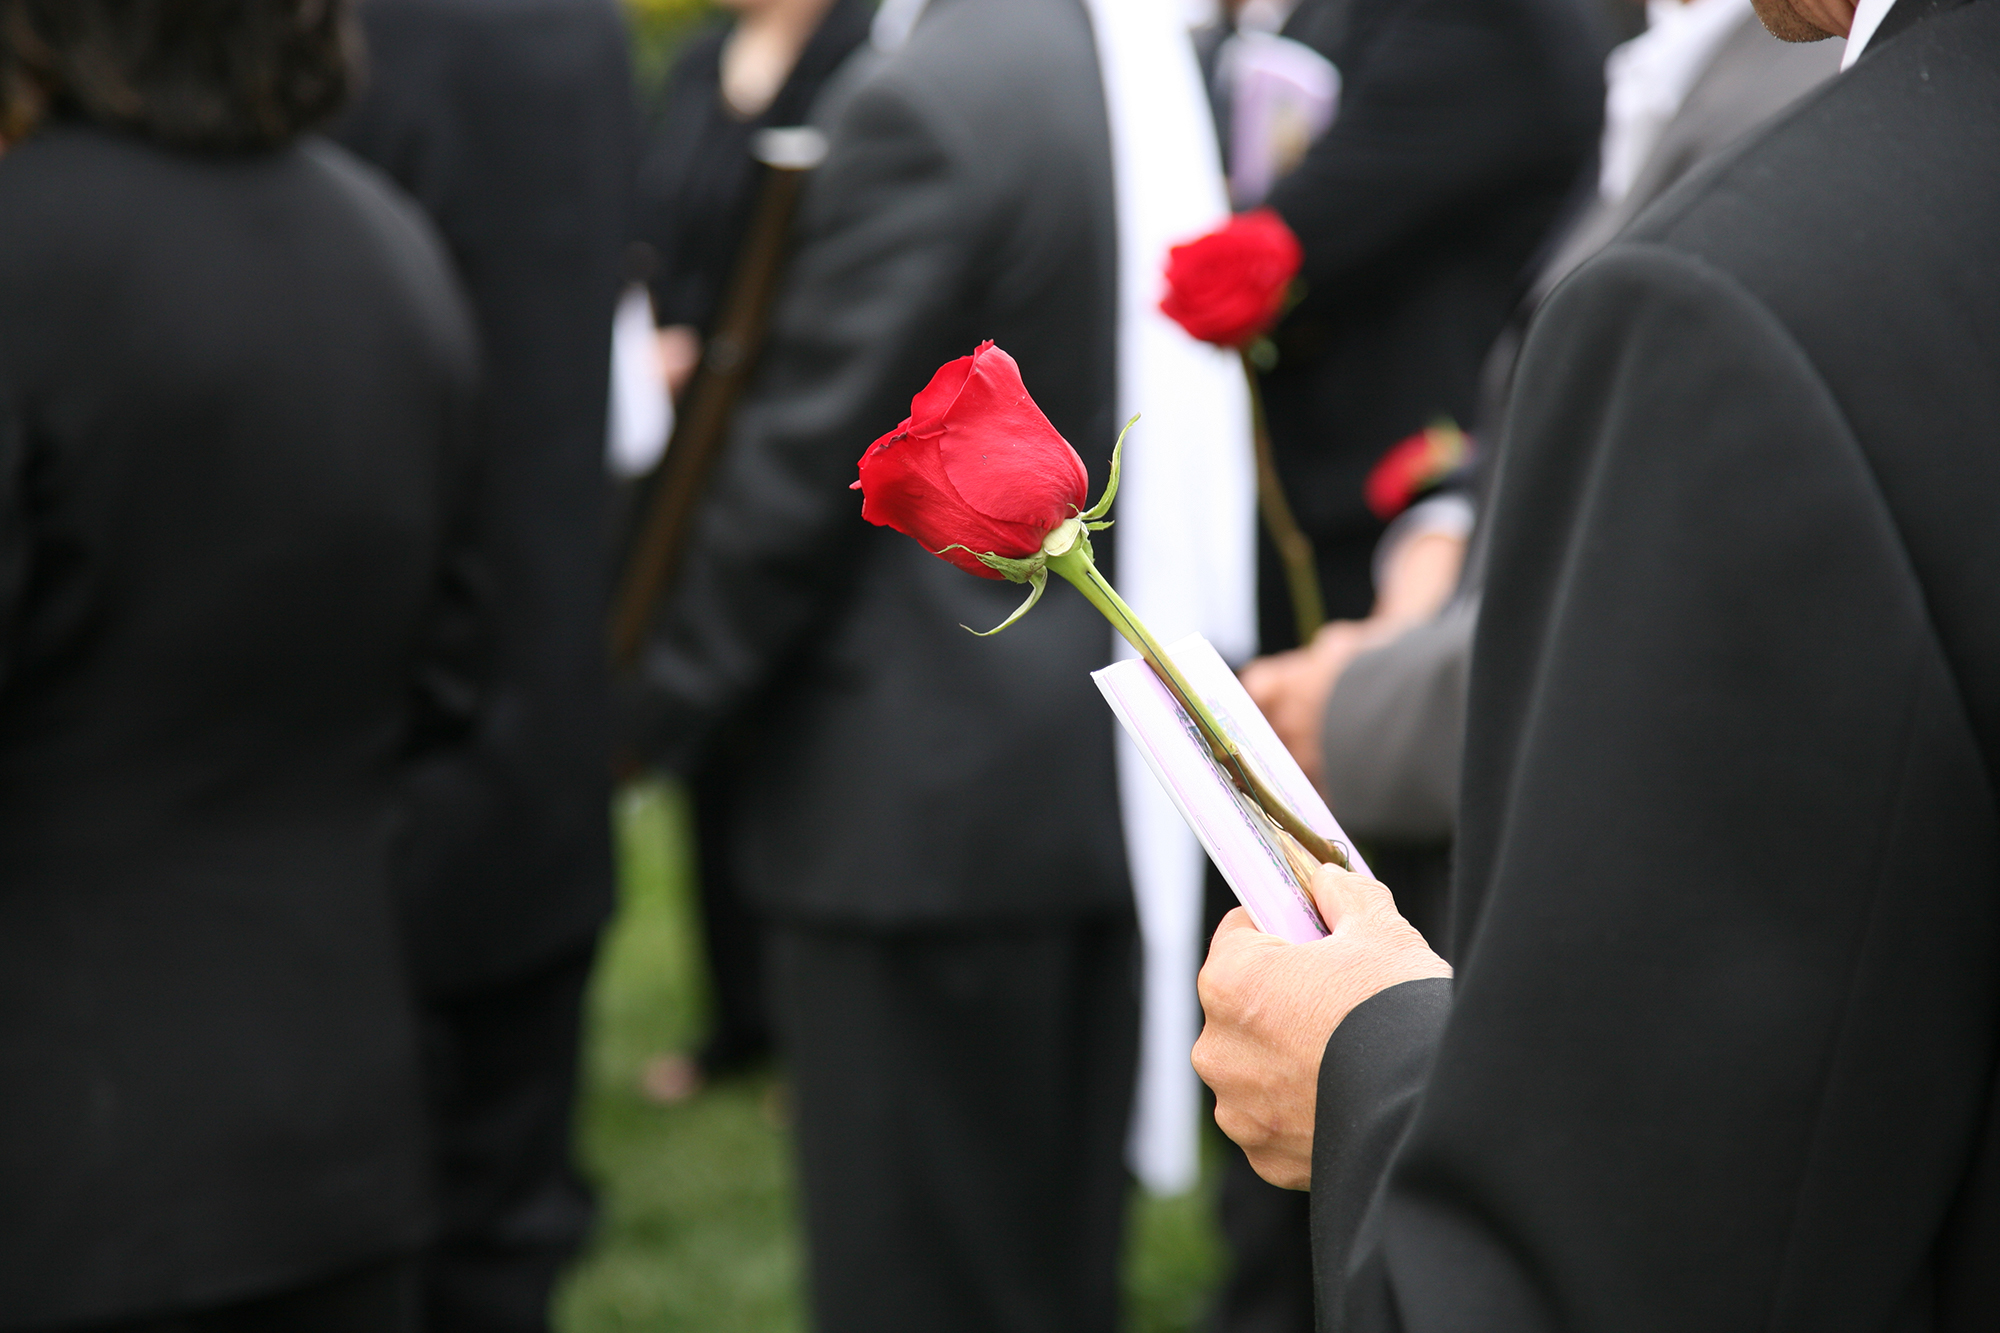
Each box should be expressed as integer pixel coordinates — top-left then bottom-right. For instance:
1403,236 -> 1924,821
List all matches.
1082,0 -> 1258,1196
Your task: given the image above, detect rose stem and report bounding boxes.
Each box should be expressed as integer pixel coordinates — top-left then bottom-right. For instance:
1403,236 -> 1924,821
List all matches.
1240,347 -> 1326,644
1043,541 -> 1349,871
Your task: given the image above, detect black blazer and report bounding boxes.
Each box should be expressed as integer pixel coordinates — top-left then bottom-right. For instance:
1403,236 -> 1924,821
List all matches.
630,0 -> 1129,925
339,0 -> 634,994
0,127 -> 476,1326
1310,2 -> 2000,1328
1253,0 -> 1606,636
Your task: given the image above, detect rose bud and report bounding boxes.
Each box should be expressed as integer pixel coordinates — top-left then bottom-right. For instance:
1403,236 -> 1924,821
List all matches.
852,340 -> 1090,579
1158,208 -> 1304,349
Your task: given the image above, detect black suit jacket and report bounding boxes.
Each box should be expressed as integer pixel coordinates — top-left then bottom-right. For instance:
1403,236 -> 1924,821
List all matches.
1253,0 -> 1606,635
339,0 -> 633,994
0,127 -> 476,1326
630,0 -> 1129,925
1310,3 -> 2000,1328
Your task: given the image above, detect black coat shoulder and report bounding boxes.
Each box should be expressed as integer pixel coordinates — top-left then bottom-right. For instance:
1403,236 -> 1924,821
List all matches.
1595,0 -> 2000,776
1306,5 -> 2000,1329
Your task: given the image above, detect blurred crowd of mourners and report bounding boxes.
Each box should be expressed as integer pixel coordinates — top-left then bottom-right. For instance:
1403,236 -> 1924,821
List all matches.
1,0 -> 1992,1330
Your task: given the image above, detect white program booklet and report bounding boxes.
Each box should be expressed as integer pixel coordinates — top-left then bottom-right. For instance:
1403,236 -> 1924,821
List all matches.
1094,634 -> 1370,944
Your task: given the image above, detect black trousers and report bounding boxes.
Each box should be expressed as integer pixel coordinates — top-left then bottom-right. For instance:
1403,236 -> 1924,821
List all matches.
418,943 -> 599,1333
770,913 -> 1140,1333
57,1257 -> 418,1333
689,757 -> 774,1073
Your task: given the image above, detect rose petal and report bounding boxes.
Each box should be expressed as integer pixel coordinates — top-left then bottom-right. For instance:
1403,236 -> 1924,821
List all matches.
934,344 -> 1091,536
856,416 -> 1046,576
906,341 -> 987,440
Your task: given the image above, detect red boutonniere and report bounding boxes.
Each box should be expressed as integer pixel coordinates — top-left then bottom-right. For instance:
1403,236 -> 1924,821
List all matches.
1364,421 -> 1470,522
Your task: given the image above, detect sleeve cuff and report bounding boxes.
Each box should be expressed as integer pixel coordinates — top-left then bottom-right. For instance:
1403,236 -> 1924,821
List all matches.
1311,976 -> 1454,1317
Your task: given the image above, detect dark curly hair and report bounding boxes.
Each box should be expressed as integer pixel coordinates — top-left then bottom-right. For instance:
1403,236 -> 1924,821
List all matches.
0,0 -> 355,150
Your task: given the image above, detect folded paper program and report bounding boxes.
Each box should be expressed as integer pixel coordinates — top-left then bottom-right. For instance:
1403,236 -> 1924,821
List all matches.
1096,635 -> 1366,943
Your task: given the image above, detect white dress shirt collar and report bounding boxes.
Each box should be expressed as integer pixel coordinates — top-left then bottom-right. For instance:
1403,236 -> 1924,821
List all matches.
1843,0 -> 1900,67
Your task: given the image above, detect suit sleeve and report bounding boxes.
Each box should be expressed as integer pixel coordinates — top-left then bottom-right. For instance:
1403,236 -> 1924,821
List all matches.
1311,244 -> 2000,1329
629,76 -> 972,769
1268,0 -> 1600,290
1318,596 -> 1476,845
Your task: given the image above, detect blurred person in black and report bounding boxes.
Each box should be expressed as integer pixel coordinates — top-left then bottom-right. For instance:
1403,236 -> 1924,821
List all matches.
1195,0 -> 1607,1328
335,2 -> 633,1329
624,0 -> 1137,1326
626,0 -> 871,1104
0,1 -> 477,1329
1231,0 -> 1606,646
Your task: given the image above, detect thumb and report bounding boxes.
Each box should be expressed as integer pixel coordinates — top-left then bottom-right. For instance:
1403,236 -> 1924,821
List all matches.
1306,862 -> 1401,933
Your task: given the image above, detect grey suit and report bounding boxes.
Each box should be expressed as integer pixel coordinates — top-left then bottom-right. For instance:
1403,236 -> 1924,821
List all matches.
1317,10 -> 1838,851
628,0 -> 1136,1327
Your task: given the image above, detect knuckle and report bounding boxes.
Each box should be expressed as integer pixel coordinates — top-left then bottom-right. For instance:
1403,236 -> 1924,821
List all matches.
1212,1102 -> 1260,1148
1189,1031 -> 1217,1081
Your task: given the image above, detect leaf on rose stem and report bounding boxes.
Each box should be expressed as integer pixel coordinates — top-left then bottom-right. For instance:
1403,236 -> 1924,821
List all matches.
1078,415 -> 1138,522
962,568 -> 1047,637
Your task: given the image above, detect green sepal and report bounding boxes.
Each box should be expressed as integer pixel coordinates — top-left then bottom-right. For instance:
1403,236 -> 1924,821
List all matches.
934,545 -> 1044,585
1079,415 -> 1137,522
1085,520 -> 1113,532
963,567 -> 1047,637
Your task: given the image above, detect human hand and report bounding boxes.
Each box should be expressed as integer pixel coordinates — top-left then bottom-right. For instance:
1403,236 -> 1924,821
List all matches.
656,324 -> 702,403
1241,620 -> 1389,784
1193,864 -> 1450,1189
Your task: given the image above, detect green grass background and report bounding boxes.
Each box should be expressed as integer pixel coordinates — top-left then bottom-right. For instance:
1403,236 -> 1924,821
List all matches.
552,781 -> 1229,1332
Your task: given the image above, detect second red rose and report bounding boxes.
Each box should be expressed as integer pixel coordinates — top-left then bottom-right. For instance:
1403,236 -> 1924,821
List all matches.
1158,208 -> 1303,349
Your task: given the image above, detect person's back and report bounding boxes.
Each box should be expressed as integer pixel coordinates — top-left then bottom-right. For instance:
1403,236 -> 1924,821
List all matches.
630,0 -> 1135,1326
0,12 -> 477,1325
1248,0 -> 1607,632
1291,5 -> 2000,1320
340,0 -> 628,998
334,2 -> 632,1324
638,0 -> 1126,931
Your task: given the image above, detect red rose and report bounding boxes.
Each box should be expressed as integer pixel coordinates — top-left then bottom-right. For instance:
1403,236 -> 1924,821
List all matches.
853,341 -> 1090,579
1158,208 -> 1303,348
1364,422 -> 1469,521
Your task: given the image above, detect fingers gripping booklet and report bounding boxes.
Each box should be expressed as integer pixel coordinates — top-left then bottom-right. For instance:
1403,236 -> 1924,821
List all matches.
1094,634 -> 1370,944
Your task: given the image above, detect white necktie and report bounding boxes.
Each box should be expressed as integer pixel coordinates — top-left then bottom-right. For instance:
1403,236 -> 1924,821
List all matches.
1083,0 -> 1259,1196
